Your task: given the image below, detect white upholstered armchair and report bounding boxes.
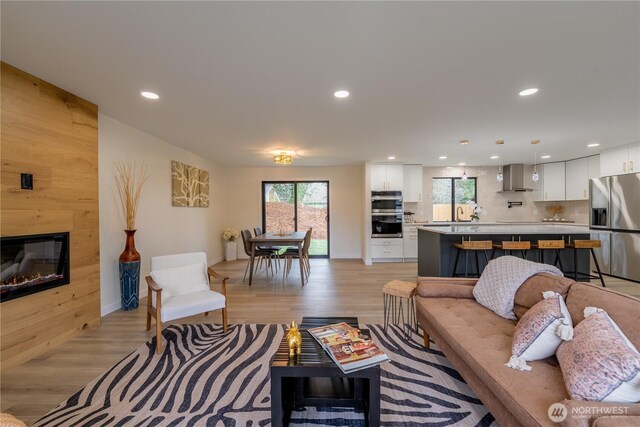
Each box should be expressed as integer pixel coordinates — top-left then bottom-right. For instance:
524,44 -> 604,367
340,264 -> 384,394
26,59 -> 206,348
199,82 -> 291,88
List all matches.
145,252 -> 228,353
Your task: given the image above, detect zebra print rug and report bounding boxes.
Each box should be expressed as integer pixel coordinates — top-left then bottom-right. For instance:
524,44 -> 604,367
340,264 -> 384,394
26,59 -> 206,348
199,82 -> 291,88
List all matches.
34,324 -> 496,426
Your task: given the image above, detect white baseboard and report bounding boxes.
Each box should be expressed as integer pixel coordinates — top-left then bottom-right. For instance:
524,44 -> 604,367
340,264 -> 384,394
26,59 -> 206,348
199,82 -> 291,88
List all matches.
209,256 -> 224,266
101,300 -> 121,317
363,257 -> 372,265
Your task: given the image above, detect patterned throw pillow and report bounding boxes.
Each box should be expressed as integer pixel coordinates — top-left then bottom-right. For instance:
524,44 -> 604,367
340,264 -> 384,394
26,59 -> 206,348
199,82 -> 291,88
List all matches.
506,291 -> 573,371
557,308 -> 640,403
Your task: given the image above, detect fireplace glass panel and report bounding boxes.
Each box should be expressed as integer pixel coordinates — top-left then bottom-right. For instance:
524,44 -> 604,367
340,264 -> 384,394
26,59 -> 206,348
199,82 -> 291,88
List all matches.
1,232 -> 70,302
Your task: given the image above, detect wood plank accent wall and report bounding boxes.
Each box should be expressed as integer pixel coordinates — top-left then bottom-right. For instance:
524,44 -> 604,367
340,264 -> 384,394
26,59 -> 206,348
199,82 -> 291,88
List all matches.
1,62 -> 101,370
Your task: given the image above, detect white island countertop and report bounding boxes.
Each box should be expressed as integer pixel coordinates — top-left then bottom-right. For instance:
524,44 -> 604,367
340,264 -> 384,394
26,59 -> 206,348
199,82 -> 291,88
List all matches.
418,224 -> 593,235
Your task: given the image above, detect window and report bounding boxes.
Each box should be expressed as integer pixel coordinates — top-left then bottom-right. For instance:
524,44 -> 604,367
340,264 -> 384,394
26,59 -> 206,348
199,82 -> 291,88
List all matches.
432,177 -> 477,222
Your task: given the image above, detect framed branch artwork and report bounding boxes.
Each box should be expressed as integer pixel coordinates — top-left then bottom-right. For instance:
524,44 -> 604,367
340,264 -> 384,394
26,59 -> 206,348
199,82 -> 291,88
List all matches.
171,161 -> 210,207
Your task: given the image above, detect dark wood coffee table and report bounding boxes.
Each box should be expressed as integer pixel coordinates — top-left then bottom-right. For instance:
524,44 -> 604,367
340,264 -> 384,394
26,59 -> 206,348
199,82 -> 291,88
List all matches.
270,317 -> 381,427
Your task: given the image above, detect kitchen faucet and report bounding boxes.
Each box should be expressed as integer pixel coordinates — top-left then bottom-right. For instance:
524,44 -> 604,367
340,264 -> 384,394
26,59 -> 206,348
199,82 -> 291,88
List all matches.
456,206 -> 464,222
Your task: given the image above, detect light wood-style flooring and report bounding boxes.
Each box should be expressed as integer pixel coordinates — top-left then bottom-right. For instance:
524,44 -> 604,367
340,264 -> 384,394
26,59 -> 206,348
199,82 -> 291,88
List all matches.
1,259 -> 638,424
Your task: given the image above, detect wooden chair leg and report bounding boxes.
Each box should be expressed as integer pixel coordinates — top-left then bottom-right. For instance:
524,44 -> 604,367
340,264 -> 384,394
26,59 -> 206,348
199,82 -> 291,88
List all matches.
156,319 -> 163,354
423,330 -> 430,349
204,311 -> 209,316
146,311 -> 151,331
222,308 -> 228,333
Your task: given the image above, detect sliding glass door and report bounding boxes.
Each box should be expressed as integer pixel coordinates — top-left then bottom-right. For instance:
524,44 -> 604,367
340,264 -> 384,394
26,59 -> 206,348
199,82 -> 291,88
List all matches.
262,181 -> 329,258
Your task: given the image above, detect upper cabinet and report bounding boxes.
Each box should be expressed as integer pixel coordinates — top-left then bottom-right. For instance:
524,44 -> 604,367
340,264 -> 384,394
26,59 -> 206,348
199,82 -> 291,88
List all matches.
541,162 -> 566,201
600,144 -> 640,176
403,165 -> 423,202
566,155 -> 600,200
371,164 -> 404,191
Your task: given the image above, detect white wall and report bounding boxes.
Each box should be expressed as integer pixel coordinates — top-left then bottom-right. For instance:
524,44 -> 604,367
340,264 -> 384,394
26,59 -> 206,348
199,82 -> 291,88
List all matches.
98,114 -> 226,315
224,165 -> 364,259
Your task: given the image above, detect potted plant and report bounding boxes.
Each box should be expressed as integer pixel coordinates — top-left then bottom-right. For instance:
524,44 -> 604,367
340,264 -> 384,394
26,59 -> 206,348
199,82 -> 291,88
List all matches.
468,200 -> 482,222
114,159 -> 149,311
223,227 -> 240,261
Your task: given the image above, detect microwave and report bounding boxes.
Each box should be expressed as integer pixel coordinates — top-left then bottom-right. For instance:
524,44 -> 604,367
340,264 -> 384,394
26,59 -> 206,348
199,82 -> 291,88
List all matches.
371,191 -> 402,213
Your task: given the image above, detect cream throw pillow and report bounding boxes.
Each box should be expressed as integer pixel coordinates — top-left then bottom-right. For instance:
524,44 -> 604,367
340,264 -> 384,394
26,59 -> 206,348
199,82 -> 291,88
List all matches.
506,291 -> 573,371
151,262 -> 209,302
557,308 -> 640,403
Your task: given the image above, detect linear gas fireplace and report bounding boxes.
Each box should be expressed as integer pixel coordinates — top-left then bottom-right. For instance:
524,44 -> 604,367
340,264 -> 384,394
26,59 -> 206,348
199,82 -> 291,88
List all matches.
1,232 -> 70,302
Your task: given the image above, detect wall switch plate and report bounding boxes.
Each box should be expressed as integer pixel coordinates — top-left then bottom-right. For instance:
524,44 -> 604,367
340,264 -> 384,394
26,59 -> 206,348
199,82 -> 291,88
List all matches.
20,173 -> 33,190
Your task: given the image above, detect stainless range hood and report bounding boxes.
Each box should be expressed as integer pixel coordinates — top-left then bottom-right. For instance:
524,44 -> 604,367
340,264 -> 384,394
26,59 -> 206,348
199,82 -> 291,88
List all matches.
499,164 -> 535,192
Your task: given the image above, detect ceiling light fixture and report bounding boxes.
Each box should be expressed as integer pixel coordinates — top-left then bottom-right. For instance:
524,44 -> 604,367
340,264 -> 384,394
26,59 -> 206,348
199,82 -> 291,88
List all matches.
140,91 -> 159,99
460,140 -> 469,180
531,140 -> 541,182
273,152 -> 293,165
519,88 -> 539,96
458,162 -> 466,166
334,90 -> 349,98
439,156 -> 448,160
495,140 -> 504,182
541,155 -> 551,159
490,155 -> 499,160
387,156 -> 396,160
587,143 -> 600,148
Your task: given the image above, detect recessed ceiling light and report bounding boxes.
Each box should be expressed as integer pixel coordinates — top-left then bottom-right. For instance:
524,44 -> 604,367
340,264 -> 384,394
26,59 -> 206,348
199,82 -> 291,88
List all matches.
519,88 -> 539,96
541,155 -> 551,159
458,162 -> 466,166
387,156 -> 396,160
490,155 -> 499,160
334,90 -> 349,98
587,143 -> 600,148
439,156 -> 447,160
140,91 -> 159,100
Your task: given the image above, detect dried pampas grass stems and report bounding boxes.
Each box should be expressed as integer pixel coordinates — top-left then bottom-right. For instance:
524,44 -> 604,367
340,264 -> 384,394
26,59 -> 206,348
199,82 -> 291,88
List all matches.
114,159 -> 149,230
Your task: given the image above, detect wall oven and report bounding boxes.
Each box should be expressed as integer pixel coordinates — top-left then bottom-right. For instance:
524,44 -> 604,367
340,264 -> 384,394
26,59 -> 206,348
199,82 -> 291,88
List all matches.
371,191 -> 403,238
371,191 -> 403,213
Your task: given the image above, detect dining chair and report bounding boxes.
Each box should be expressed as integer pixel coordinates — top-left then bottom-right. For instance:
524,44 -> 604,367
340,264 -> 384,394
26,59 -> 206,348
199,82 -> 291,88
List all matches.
282,228 -> 312,280
254,227 -> 283,272
145,252 -> 227,353
240,229 -> 274,281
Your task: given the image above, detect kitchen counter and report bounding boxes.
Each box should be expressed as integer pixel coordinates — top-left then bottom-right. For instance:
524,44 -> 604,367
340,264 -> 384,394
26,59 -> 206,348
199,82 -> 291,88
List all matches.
405,221 -> 587,227
417,224 -> 591,277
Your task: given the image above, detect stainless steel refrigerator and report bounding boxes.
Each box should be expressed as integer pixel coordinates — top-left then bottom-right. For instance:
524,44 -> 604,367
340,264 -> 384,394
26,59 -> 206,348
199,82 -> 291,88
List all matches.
590,173 -> 640,282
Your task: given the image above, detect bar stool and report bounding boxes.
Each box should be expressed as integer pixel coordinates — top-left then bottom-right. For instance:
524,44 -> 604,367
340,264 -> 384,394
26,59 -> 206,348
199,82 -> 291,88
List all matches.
565,239 -> 605,287
532,240 -> 565,272
491,240 -> 531,259
453,239 -> 493,277
382,280 -> 417,338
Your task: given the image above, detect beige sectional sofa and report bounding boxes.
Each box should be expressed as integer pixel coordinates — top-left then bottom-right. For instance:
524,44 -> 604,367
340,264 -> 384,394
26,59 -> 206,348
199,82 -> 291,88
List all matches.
416,274 -> 640,427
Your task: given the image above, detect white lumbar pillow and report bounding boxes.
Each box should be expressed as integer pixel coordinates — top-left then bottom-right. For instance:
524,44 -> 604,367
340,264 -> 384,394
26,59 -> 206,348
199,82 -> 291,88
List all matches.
151,262 -> 209,302
506,291 -> 573,371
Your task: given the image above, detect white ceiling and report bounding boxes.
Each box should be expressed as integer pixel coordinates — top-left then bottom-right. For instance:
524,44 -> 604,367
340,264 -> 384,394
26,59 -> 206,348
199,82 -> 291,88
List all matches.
2,1 -> 639,167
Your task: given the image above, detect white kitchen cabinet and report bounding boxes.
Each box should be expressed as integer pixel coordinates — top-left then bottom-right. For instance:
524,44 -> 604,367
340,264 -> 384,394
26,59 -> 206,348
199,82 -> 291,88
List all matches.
371,238 -> 403,259
542,162 -> 566,201
403,165 -> 423,202
370,164 -> 404,191
629,144 -> 639,173
600,145 -> 639,176
402,225 -> 418,259
588,155 -> 600,179
565,157 -> 589,200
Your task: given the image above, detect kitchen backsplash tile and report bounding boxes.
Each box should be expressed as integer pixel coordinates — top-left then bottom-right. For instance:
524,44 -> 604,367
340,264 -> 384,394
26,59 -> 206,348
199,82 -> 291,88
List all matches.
407,166 -> 589,224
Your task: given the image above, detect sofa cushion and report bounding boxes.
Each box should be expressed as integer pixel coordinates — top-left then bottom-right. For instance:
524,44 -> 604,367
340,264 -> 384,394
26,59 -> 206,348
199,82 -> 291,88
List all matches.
417,296 -> 568,427
514,273 -> 575,319
566,282 -> 640,349
417,282 -> 475,299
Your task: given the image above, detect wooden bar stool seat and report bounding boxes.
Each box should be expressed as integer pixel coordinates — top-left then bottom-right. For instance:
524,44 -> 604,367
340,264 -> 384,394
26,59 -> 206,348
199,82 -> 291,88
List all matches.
453,240 -> 493,278
383,280 -> 417,338
565,240 -> 605,287
491,240 -> 531,259
531,240 -> 565,272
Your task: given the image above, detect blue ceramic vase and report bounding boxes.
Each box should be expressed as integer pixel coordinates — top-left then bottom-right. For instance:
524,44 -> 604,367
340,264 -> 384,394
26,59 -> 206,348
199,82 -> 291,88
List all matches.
119,229 -> 141,310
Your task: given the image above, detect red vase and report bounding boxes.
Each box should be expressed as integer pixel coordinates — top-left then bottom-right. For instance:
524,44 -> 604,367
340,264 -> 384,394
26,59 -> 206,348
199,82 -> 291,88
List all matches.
119,229 -> 141,262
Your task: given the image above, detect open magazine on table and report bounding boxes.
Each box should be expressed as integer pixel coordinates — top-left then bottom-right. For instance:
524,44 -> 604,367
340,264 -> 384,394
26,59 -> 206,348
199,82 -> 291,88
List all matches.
307,322 -> 389,373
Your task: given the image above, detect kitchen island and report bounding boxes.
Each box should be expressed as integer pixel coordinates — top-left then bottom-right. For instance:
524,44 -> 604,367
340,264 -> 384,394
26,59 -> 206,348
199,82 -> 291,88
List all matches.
418,224 -> 592,277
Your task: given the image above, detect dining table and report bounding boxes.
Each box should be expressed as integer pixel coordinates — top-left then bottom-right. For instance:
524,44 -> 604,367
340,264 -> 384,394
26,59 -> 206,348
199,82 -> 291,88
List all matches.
248,231 -> 307,287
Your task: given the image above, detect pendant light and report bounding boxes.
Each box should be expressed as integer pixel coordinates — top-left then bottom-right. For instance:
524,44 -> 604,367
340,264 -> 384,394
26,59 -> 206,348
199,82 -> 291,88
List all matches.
531,140 -> 540,182
495,140 -> 504,182
460,140 -> 469,180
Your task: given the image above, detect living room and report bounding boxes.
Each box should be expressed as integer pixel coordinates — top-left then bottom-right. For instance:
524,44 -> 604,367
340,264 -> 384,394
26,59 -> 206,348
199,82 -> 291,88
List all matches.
1,2 -> 639,426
